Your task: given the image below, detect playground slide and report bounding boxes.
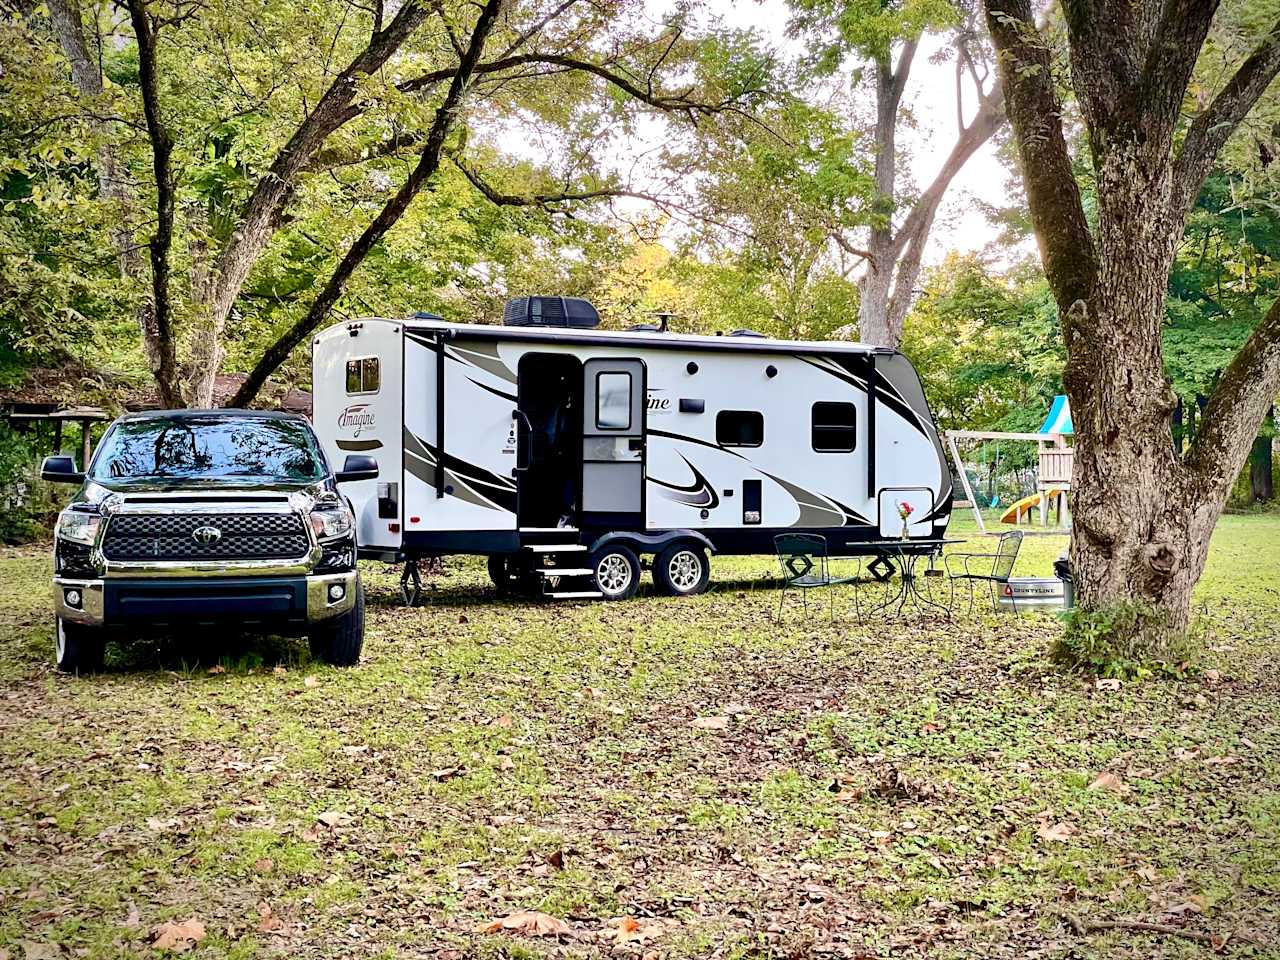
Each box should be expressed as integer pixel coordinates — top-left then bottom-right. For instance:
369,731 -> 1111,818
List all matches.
1000,487 -> 1064,524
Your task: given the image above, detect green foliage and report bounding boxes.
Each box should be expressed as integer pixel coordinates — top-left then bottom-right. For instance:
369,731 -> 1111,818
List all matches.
901,253 -> 1065,433
0,423 -> 45,544
1052,601 -> 1195,680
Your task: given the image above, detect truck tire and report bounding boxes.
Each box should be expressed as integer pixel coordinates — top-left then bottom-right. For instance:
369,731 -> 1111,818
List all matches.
309,578 -> 365,666
653,542 -> 711,597
589,543 -> 640,601
55,617 -> 105,674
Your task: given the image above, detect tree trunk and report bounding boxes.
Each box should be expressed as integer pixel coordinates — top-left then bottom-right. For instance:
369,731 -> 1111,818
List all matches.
1062,138 -> 1207,634
1250,411 -> 1274,502
857,53 -> 903,348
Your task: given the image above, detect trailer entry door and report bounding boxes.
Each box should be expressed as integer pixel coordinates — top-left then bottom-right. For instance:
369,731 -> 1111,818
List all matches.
582,358 -> 646,529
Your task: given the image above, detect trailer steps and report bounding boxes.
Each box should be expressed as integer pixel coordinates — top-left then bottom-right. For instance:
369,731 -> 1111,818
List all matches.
522,543 -> 600,600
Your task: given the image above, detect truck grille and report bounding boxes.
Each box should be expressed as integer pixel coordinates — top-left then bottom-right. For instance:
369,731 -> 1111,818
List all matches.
101,513 -> 310,561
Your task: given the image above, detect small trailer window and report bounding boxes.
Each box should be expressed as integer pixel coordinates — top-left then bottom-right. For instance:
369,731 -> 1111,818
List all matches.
717,410 -> 763,447
346,357 -> 380,394
812,401 -> 856,452
596,372 -> 632,429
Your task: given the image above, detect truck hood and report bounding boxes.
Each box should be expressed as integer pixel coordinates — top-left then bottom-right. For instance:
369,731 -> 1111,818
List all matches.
75,477 -> 332,511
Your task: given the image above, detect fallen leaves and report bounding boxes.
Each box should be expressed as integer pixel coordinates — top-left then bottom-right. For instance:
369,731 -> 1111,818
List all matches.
689,715 -> 729,730
1095,678 -> 1121,691
1037,821 -> 1076,844
477,910 -> 572,938
256,902 -> 284,934
150,917 -> 205,952
1087,771 -> 1128,793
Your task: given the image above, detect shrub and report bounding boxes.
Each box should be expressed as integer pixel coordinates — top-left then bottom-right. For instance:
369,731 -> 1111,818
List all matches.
1051,600 -> 1195,679
0,424 -> 56,544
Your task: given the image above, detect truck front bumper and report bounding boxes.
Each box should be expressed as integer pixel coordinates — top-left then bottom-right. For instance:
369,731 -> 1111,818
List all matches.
53,571 -> 358,627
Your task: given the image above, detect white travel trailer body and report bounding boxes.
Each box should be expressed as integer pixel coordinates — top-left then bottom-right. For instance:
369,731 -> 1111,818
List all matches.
313,304 -> 953,600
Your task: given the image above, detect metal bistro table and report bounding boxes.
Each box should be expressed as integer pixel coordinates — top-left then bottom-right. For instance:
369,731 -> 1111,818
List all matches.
868,538 -> 962,619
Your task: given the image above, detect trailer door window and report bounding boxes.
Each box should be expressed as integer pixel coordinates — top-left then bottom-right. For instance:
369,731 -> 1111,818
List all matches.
812,401 -> 856,452
596,372 -> 632,429
717,410 -> 763,447
346,357 -> 380,395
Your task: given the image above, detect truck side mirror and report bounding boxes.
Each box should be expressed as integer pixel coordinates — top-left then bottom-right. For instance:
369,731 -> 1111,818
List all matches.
41,455 -> 84,484
335,454 -> 378,484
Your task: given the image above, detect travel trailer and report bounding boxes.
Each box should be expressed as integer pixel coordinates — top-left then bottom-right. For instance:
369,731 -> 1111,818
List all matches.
312,297 -> 953,601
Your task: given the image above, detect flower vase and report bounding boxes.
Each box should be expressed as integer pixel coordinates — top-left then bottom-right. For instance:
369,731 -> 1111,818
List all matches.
900,519 -> 909,540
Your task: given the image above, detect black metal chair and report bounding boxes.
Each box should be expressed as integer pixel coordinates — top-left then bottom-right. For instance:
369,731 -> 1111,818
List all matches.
944,530 -> 1024,614
774,534 -> 861,622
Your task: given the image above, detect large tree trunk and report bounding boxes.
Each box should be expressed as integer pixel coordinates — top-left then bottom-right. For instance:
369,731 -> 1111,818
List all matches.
984,0 -> 1280,647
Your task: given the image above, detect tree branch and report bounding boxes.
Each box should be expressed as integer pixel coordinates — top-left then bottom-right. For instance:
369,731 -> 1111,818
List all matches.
124,0 -> 181,407
230,0 -> 505,409
202,0 -> 430,333
984,0 -> 1096,319
1186,294 -> 1280,497
1171,19 -> 1280,220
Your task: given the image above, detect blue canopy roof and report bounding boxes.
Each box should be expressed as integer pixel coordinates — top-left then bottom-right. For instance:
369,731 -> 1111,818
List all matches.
1039,394 -> 1073,435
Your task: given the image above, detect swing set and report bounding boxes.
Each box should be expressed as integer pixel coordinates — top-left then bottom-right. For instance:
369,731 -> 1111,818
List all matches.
945,396 -> 1074,536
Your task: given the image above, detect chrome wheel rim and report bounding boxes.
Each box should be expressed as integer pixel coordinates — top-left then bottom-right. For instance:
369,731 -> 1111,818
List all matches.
596,554 -> 632,596
668,550 -> 702,592
55,619 -> 66,664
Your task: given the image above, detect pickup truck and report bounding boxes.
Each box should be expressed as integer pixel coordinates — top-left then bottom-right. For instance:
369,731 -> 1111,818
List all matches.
41,409 -> 378,673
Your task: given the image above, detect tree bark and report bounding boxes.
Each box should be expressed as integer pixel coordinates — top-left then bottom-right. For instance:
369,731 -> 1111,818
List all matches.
229,0 -> 504,408
125,0 -> 181,407
984,0 -> 1280,641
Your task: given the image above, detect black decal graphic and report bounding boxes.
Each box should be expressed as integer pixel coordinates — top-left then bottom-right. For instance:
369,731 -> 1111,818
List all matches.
649,455 -> 720,509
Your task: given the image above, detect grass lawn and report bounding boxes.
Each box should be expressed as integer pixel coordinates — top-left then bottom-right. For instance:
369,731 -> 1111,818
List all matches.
1,515 -> 1277,958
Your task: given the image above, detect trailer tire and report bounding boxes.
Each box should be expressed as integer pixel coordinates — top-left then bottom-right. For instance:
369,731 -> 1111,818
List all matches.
589,544 -> 640,601
54,618 -> 105,674
308,579 -> 364,667
653,542 -> 710,597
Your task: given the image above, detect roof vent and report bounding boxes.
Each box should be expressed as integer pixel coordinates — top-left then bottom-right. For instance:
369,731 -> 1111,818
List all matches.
728,328 -> 767,338
628,311 -> 674,334
503,296 -> 599,328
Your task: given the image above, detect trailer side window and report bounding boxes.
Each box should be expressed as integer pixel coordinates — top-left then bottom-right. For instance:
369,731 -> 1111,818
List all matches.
596,372 -> 632,430
812,401 -> 856,452
717,410 -> 763,447
346,357 -> 381,394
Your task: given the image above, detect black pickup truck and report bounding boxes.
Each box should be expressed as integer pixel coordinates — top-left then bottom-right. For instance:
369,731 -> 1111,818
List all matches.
42,410 -> 378,673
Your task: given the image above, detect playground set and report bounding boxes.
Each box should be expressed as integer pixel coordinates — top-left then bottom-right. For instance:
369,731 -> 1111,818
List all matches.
946,395 -> 1074,536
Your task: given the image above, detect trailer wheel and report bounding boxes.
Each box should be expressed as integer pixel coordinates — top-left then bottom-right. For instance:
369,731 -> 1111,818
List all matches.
54,617 -> 105,674
590,544 -> 640,601
308,579 -> 364,667
653,543 -> 710,597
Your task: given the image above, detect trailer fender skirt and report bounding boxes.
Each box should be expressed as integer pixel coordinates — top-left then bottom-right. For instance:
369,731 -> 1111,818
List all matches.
588,530 -> 716,557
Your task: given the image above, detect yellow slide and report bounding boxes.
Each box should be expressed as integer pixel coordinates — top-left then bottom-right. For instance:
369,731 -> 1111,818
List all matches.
1000,488 -> 1064,524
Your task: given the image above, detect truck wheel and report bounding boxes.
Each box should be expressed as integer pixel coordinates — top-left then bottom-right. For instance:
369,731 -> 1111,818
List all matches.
309,579 -> 365,667
590,544 -> 640,601
55,617 -> 105,674
654,542 -> 710,597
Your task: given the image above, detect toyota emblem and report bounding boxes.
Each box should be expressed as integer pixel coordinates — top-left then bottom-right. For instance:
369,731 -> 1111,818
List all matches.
192,525 -> 222,545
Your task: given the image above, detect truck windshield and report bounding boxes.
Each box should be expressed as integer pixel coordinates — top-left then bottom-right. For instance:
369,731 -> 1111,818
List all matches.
90,415 -> 325,484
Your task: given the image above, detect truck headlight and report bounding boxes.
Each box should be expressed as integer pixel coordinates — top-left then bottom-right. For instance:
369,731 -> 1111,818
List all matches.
55,510 -> 101,546
309,504 -> 354,542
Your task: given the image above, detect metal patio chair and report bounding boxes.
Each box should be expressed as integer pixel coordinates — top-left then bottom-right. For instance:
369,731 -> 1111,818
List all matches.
774,534 -> 861,622
944,530 -> 1024,614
